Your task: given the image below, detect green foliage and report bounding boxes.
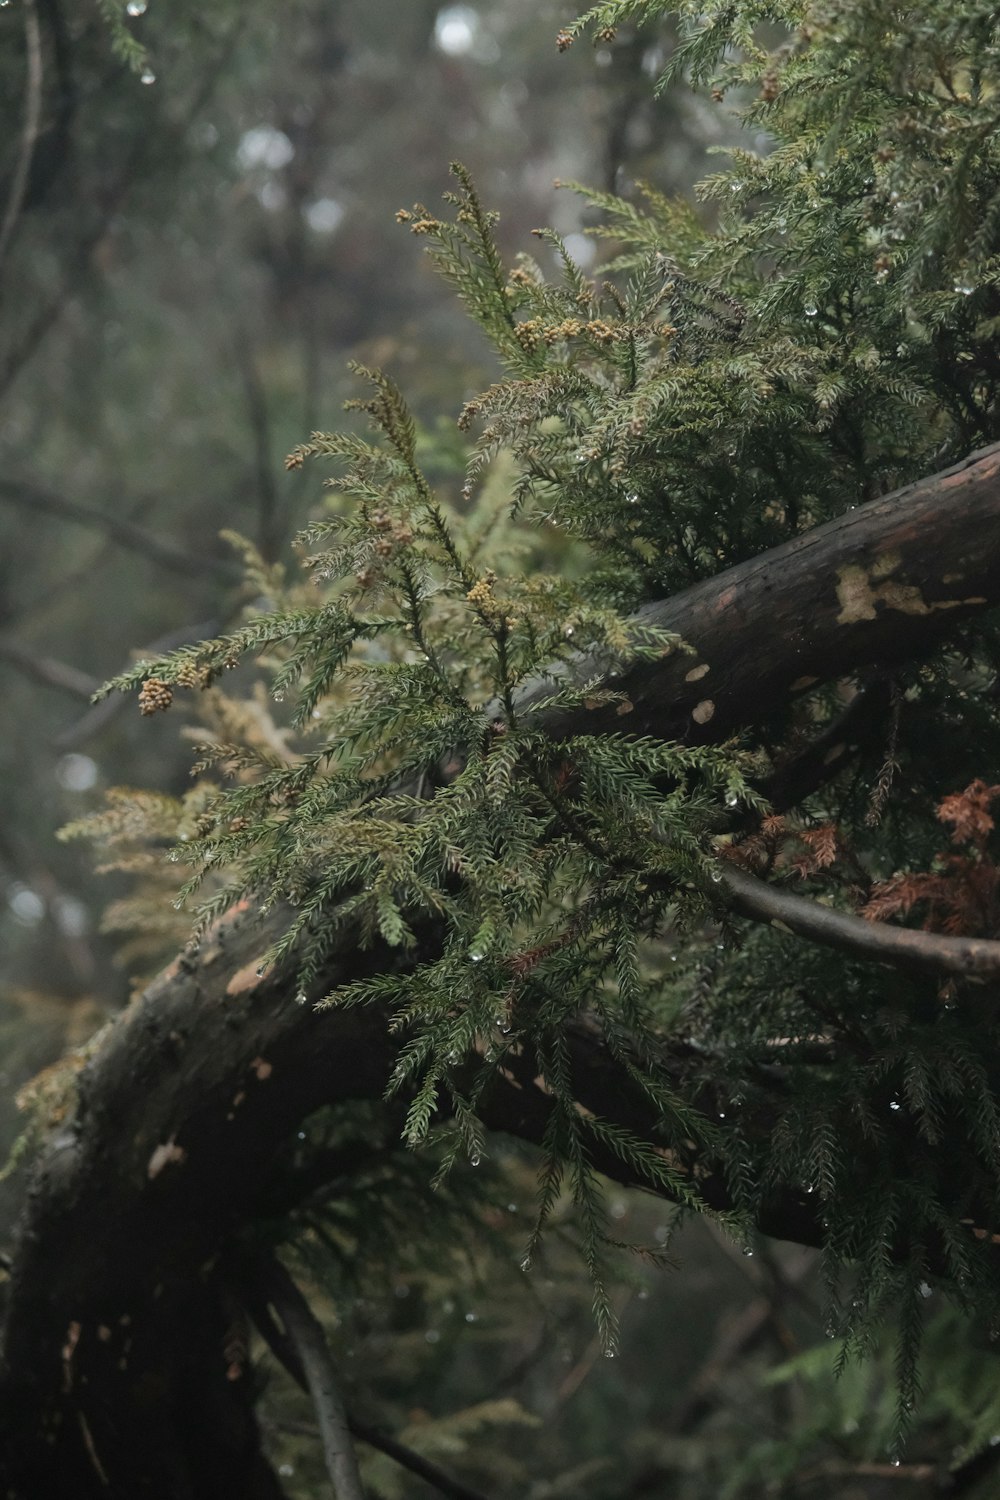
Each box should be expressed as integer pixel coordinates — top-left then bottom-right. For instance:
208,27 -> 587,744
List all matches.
93,0 -> 150,74
79,0 -> 1000,1441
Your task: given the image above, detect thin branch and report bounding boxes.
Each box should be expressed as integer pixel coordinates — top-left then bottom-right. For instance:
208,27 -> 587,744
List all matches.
272,1419 -> 491,1500
258,1257 -> 365,1500
52,617 -> 220,749
758,678 -> 892,813
0,13 -> 246,403
0,0 -> 43,281
245,1271 -> 489,1500
0,636 -> 97,699
721,863 -> 1000,978
349,1418 -> 489,1500
233,324 -> 281,563
0,478 -> 239,583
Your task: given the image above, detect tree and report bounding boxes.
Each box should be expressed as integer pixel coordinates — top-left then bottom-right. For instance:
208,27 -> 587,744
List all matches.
5,1 -> 1000,1495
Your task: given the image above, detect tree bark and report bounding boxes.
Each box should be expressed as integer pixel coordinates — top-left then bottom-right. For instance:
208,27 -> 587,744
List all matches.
3,443 -> 1000,1496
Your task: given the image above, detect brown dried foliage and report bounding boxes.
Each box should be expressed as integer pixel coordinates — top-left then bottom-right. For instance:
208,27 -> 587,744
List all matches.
861,780 -> 1000,938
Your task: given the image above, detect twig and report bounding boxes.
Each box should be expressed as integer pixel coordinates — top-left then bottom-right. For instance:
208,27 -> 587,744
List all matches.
51,617 -> 220,749
865,681 -> 902,827
233,324 -> 281,563
792,1459 -> 935,1483
0,477 -> 239,583
721,863 -> 1000,978
0,0 -> 43,280
258,1256 -> 365,1500
0,636 -> 97,699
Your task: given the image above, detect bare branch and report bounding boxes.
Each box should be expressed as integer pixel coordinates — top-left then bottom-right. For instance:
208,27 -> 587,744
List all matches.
0,478 -> 239,584
521,442 -> 1000,748
258,1257 -> 365,1500
721,863 -> 1000,978
0,636 -> 97,699
0,0 -> 43,281
233,325 -> 281,563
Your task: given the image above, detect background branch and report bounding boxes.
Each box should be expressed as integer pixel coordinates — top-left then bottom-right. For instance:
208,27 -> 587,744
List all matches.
257,1256 -> 365,1500
0,0 -> 43,282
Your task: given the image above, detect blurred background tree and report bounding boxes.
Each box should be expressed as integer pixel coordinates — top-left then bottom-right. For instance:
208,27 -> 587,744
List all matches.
4,4 -> 1000,1497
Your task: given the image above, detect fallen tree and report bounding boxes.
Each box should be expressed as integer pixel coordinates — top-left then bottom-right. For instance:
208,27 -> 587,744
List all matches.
3,444 -> 1000,1496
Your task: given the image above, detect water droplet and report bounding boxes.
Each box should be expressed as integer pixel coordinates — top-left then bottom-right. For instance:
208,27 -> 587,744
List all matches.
718,1111 -> 726,1120
140,66 -> 156,85
725,792 -> 738,807
520,1255 -> 532,1273
804,302 -> 818,317
167,851 -> 179,863
891,1459 -> 901,1468
626,493 -> 639,505
470,1150 -> 481,1166
171,899 -> 183,910
256,966 -> 265,977
954,282 -> 974,296
710,867 -> 723,883
919,1281 -> 932,1298
273,690 -> 284,702
564,626 -> 574,637
295,992 -> 307,1005
469,950 -> 484,963
464,1311 -> 478,1322
742,1246 -> 754,1257
127,0 -> 148,14
889,1099 -> 901,1111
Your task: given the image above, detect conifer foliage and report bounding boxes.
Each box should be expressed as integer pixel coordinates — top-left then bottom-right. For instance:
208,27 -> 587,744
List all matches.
16,0 -> 1000,1491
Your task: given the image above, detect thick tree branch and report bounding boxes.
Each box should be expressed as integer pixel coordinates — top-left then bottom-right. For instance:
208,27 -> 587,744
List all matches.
518,443 -> 1000,746
720,864 -> 1000,978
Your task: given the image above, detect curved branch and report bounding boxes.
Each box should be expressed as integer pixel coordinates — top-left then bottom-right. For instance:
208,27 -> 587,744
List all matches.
245,1282 -> 490,1500
721,864 -> 1000,978
258,1257 -> 365,1500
